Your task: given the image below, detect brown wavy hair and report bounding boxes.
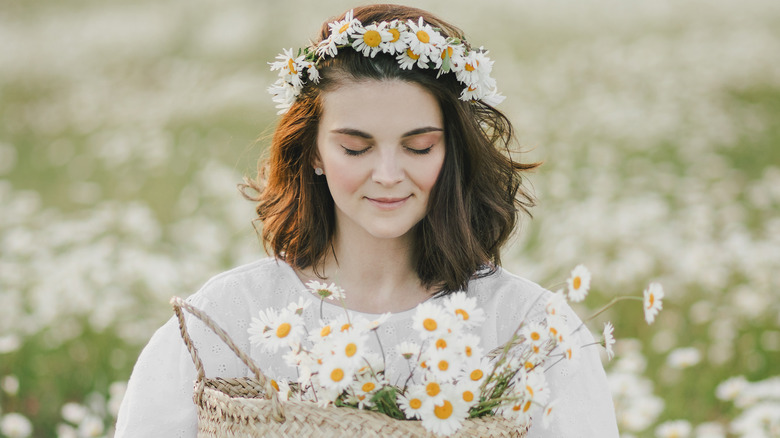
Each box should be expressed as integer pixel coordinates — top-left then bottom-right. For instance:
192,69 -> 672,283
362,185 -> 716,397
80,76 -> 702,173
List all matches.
241,4 -> 540,293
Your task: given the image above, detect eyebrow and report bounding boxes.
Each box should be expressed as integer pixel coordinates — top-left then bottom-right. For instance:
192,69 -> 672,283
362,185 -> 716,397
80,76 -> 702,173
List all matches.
331,127 -> 443,139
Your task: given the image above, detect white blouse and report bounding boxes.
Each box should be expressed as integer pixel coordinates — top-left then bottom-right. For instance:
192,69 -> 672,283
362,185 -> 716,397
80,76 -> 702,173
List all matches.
115,257 -> 619,437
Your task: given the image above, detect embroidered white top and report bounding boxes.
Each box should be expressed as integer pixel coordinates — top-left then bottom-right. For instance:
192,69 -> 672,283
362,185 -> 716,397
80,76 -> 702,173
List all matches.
115,257 -> 619,437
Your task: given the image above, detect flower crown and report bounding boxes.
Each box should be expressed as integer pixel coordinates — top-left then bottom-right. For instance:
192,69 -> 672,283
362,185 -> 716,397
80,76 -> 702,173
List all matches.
268,10 -> 504,114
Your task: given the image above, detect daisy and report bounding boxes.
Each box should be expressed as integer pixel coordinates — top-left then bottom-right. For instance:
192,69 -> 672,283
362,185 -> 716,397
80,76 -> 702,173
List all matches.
603,321 -> 616,360
269,48 -> 307,88
559,340 -> 578,362
248,307 -> 304,353
419,375 -> 447,407
546,314 -> 568,345
396,48 -> 428,70
542,400 -> 557,429
412,301 -> 455,339
519,368 -> 549,407
361,312 -> 392,331
330,329 -> 369,369
404,17 -> 446,60
545,290 -> 567,316
454,50 -> 494,89
459,356 -> 491,387
434,40 -> 466,72
317,355 -> 355,392
350,374 -> 385,409
326,9 -> 359,46
521,322 -> 549,355
352,22 -> 393,58
442,292 -> 485,328
396,341 -> 421,360
398,384 -> 427,420
382,20 -> 409,55
267,79 -> 298,114
566,264 -> 591,303
426,348 -> 461,381
666,347 -> 701,369
499,387 -> 534,428
655,420 -> 692,438
305,280 -> 345,301
456,379 -> 481,410
643,282 -> 664,324
287,297 -> 311,315
418,384 -> 469,437
459,333 -> 483,360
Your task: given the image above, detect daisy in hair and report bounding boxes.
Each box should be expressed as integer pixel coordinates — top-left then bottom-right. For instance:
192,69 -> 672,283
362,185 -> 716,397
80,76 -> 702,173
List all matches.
403,17 -> 446,60
381,20 -> 409,55
268,80 -> 297,113
317,355 -> 356,392
603,322 -> 616,360
412,301 -> 456,339
397,384 -> 427,420
305,279 -> 345,301
269,48 -> 308,88
396,47 -> 428,70
643,282 -> 664,324
352,22 -> 393,58
454,50 -> 495,90
248,307 -> 304,354
326,9 -> 359,46
434,40 -> 466,72
418,384 -> 469,437
442,291 -> 485,328
566,264 -> 591,303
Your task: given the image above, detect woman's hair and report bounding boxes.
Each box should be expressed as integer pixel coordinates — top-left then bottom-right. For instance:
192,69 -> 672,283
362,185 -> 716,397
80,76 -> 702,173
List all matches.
241,4 -> 540,293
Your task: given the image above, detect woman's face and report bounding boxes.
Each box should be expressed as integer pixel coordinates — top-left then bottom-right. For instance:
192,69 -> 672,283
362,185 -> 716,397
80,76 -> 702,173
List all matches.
315,79 -> 445,241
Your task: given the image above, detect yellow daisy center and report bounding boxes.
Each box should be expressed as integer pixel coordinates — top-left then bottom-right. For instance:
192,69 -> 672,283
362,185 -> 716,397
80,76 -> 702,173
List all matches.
426,382 -> 441,396
270,380 -> 280,391
389,28 -> 401,43
647,294 -> 655,309
463,391 -> 474,402
465,346 -> 473,357
363,30 -> 382,48
526,385 -> 534,397
467,85 -> 477,92
416,30 -> 430,44
455,309 -> 469,320
320,325 -> 331,337
362,382 -> 376,393
435,338 -> 447,349
573,276 -> 582,290
341,323 -> 352,332
523,401 -> 532,412
441,46 -> 453,59
276,323 -> 291,338
465,62 -> 476,72
434,401 -> 453,419
339,23 -> 350,34
470,370 -> 483,381
423,318 -> 437,331
531,332 -> 541,341
330,368 -> 344,382
406,48 -> 420,60
525,361 -> 534,370
438,360 -> 449,371
512,404 -> 522,412
410,398 -> 422,409
287,59 -> 297,75
345,343 -> 357,357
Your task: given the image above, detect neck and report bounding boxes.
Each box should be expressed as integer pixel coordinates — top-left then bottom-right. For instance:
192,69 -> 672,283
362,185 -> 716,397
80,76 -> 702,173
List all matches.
298,227 -> 431,314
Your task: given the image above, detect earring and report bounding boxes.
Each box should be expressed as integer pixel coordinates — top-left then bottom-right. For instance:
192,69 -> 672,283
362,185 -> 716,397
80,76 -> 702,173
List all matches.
314,167 -> 324,176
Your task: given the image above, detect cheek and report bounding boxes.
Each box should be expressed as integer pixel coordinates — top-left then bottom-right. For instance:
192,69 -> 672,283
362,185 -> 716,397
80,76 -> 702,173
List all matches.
323,155 -> 366,195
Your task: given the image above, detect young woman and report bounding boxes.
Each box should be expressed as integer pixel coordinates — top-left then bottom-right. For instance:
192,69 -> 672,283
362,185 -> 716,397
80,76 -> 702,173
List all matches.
116,5 -> 618,436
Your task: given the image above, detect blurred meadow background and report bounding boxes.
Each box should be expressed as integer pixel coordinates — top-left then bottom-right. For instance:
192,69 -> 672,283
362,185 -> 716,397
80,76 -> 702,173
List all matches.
1,0 -> 779,436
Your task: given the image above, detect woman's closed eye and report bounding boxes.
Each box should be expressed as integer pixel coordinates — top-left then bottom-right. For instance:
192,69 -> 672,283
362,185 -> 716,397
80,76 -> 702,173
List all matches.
405,144 -> 434,155
341,145 -> 370,156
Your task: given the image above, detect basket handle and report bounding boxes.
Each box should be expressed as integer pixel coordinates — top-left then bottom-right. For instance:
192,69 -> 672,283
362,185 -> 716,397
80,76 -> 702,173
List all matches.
170,296 -> 286,422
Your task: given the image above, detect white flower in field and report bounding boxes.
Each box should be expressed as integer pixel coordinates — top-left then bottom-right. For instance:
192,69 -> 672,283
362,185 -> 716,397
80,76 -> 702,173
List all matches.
731,402 -> 780,436
398,384 -> 426,420
442,292 -> 485,328
715,375 -> 748,402
396,341 -> 421,360
418,384 -> 468,437
603,322 -> 616,361
1,375 -> 19,396
55,424 -> 78,438
108,381 -> 127,417
655,419 -> 692,438
542,400 -> 558,429
566,264 -> 591,302
0,413 -> 32,438
305,280 -> 345,301
61,402 -> 88,425
0,335 -> 21,354
248,307 -> 304,353
77,415 -> 104,437
643,282 -> 664,324
693,422 -> 726,438
412,301 -> 455,339
666,347 -> 701,369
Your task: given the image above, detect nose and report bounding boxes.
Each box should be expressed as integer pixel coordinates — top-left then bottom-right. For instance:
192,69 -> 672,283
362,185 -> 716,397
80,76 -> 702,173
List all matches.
371,148 -> 404,186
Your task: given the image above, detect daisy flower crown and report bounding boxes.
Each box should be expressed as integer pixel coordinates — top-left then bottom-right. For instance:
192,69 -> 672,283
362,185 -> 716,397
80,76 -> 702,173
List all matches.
268,10 -> 505,114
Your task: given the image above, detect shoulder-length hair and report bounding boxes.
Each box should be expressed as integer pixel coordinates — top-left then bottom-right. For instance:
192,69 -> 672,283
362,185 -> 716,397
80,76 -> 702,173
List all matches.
241,4 -> 540,294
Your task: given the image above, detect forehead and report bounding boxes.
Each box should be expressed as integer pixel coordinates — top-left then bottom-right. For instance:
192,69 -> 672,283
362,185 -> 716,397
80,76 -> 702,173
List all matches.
319,79 -> 443,135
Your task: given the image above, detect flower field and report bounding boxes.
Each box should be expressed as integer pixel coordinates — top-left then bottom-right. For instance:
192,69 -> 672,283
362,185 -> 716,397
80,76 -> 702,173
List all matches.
1,0 -> 778,437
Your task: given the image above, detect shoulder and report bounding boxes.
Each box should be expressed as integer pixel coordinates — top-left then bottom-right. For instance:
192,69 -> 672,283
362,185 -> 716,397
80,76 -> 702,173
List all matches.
467,266 -> 552,319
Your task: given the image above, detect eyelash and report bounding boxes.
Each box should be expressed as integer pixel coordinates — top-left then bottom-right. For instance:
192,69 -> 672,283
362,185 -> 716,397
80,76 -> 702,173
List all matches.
340,145 -> 434,156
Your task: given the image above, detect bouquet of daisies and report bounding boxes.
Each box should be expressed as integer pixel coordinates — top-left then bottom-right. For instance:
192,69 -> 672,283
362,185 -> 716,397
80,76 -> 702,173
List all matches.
247,266 -> 664,436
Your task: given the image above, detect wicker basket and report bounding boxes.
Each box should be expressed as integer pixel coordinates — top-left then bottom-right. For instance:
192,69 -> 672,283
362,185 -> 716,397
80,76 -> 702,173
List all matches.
172,296 -> 528,437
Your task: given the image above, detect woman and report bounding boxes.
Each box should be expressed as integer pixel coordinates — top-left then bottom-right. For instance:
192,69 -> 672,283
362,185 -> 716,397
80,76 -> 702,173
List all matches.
116,5 -> 618,436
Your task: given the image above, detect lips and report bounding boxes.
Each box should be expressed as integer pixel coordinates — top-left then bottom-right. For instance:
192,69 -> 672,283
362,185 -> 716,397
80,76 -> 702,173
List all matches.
365,195 -> 412,210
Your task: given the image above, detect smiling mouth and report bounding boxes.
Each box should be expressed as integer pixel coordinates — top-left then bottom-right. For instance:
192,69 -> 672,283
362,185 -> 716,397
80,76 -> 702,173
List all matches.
366,195 -> 412,210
